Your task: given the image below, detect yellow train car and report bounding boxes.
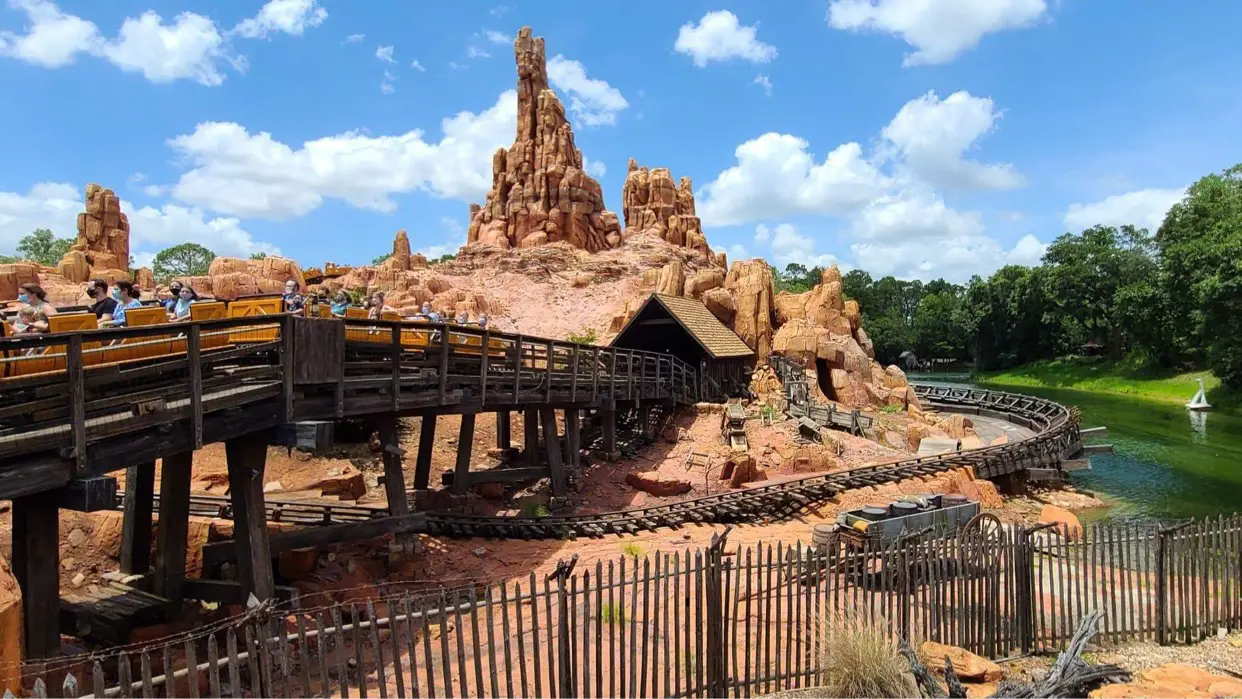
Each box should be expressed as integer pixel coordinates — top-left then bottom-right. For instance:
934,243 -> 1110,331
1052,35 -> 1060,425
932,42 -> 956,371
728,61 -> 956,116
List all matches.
227,297 -> 283,343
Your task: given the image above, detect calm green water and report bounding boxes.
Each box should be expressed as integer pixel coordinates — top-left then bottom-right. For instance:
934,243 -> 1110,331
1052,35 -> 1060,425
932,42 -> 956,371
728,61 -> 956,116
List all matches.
911,375 -> 1242,523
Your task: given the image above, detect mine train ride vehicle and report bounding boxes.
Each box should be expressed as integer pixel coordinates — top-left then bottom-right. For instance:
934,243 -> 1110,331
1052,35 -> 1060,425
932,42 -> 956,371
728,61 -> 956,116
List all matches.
0,293 -> 506,384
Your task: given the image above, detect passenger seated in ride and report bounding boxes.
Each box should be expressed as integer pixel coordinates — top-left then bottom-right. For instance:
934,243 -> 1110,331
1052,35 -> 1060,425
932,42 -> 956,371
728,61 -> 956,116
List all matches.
168,285 -> 198,322
455,310 -> 469,325
101,281 -> 142,327
162,281 -> 184,313
477,312 -> 488,329
86,279 -> 117,326
12,305 -> 46,334
330,290 -> 351,317
367,292 -> 396,319
18,284 -> 57,322
283,280 -> 305,315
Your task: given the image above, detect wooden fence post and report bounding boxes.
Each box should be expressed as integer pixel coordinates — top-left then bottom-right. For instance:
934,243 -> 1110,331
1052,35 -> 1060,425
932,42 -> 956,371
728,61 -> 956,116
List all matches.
706,526 -> 733,698
1018,523 -> 1055,653
547,555 -> 579,698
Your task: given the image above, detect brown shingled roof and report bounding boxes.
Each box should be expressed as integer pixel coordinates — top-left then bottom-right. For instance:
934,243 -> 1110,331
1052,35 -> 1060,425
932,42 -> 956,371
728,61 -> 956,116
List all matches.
614,293 -> 754,359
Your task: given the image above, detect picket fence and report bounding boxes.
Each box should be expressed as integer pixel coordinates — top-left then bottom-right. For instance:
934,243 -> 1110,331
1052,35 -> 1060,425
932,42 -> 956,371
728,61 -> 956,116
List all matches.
12,513 -> 1242,698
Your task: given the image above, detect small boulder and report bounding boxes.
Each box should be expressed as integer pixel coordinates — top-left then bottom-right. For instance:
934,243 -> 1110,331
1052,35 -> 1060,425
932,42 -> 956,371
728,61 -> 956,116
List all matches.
313,466 -> 367,501
278,548 -> 319,580
1038,504 -> 1083,540
919,641 -> 1003,683
625,471 -> 692,497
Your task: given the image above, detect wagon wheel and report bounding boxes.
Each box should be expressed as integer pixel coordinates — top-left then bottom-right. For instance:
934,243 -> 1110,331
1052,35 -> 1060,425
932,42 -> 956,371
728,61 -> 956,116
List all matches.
957,512 -> 1003,570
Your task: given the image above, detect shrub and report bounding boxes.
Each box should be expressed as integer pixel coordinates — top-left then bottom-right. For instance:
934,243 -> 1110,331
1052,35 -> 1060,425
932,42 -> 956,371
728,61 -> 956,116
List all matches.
621,542 -> 645,558
879,404 -> 903,414
521,502 -> 550,518
599,603 -> 625,624
566,327 -> 599,345
816,615 -> 917,698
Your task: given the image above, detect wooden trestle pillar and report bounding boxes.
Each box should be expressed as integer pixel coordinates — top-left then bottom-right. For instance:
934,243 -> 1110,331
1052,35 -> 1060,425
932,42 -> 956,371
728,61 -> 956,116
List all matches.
523,409 -> 540,467
225,433 -> 275,602
540,408 -> 569,497
496,411 -> 512,450
153,452 -> 194,600
638,404 -> 654,440
413,415 -> 436,493
379,417 -> 410,518
601,407 -> 619,461
564,408 -> 581,471
12,489 -> 60,659
451,414 -> 477,495
120,461 -> 156,575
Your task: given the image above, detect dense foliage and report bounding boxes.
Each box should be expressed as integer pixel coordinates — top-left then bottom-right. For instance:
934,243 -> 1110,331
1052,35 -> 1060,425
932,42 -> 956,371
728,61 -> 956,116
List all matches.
152,242 -> 216,282
3,228 -> 74,266
769,163 -> 1242,389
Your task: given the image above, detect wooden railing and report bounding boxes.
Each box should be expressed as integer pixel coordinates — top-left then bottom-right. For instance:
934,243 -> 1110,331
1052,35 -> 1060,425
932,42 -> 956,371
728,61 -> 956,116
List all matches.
12,514 -> 1241,697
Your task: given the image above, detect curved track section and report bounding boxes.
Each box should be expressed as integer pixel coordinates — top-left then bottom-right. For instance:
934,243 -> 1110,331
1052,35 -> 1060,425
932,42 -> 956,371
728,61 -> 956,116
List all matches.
134,385 -> 1081,539
420,384 -> 1081,539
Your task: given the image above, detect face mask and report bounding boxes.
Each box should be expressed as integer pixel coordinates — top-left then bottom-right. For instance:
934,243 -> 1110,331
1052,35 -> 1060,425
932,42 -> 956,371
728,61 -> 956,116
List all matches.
112,289 -> 121,300
18,293 -> 28,303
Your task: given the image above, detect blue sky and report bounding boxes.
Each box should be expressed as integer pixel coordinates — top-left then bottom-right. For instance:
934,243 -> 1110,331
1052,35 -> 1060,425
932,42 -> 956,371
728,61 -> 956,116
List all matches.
2,0 -> 1240,282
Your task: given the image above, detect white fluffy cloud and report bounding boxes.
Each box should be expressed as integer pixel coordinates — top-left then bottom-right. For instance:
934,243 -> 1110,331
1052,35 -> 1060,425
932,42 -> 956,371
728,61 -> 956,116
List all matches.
699,134 -> 890,227
675,10 -> 777,67
0,0 -> 323,84
546,55 -> 628,127
850,188 -> 984,241
881,90 -> 1022,191
1063,187 -> 1186,232
233,0 -> 327,39
582,156 -> 607,178
375,45 -> 394,63
753,74 -> 772,96
760,223 -> 843,268
0,181 -> 276,260
484,29 -> 511,44
344,33 -> 364,43
827,0 -> 1048,66
851,231 -> 1045,282
166,91 -> 518,220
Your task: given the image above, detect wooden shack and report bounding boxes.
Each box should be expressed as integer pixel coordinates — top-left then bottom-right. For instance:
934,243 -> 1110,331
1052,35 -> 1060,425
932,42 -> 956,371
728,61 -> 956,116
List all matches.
610,294 -> 754,400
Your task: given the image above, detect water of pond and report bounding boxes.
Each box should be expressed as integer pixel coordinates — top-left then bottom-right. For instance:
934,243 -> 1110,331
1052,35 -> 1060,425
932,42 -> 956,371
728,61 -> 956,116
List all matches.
910,375 -> 1242,523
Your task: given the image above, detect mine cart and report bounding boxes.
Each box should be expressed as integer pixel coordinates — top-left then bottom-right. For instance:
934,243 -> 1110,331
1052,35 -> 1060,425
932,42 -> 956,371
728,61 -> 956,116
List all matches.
720,403 -> 748,451
829,495 -> 1003,586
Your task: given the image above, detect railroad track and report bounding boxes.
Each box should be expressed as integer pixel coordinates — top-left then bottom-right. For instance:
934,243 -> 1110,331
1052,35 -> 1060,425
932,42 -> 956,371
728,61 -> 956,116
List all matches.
121,383 -> 1081,540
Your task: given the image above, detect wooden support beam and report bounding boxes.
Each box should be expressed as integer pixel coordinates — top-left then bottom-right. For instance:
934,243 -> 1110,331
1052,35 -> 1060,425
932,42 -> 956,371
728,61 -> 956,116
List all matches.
440,466 -> 552,488
524,409 -> 540,467
378,417 -> 410,518
59,475 -> 118,512
565,408 -> 581,470
153,452 -> 194,600
413,414 -> 436,491
225,432 -> 275,602
451,413 -> 477,495
202,513 -> 427,570
268,421 -> 335,451
541,408 -> 568,497
495,411 -> 511,450
1079,444 -> 1114,456
638,404 -> 653,439
1079,426 -> 1108,437
12,488 -> 61,659
601,408 -> 619,461
119,461 -> 156,575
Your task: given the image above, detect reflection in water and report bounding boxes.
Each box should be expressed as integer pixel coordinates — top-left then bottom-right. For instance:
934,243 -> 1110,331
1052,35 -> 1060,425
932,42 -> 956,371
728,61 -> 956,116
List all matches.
911,375 -> 1242,522
1188,409 -> 1207,444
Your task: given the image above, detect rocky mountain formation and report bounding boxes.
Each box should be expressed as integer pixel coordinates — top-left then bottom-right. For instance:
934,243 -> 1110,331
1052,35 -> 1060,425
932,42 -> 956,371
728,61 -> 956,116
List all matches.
621,159 -> 724,268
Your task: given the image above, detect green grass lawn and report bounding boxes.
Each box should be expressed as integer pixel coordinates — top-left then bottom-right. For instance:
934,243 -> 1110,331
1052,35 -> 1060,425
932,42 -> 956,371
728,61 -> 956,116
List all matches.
974,358 -> 1226,405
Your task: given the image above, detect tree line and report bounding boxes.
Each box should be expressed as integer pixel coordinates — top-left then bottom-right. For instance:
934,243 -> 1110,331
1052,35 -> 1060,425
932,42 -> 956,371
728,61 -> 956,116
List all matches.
771,163 -> 1242,390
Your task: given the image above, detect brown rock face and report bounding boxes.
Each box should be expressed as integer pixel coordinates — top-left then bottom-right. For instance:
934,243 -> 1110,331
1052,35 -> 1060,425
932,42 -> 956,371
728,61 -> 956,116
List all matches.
770,264 -> 921,412
920,641 -> 1003,683
621,159 -> 720,266
0,261 -> 40,301
465,27 -> 621,253
625,471 -> 693,497
0,555 -> 21,693
725,260 -> 776,360
190,256 -> 306,300
58,183 -> 130,283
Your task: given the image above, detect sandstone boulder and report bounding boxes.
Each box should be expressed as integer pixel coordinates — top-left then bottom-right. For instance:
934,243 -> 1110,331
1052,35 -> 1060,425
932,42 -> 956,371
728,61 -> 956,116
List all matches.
725,260 -> 776,360
313,466 -> 367,501
625,471 -> 692,497
920,641 -> 1003,683
0,261 -> 40,301
0,555 -> 21,693
465,28 -> 621,253
1039,504 -> 1083,540
56,183 -> 130,285
702,287 -> 735,325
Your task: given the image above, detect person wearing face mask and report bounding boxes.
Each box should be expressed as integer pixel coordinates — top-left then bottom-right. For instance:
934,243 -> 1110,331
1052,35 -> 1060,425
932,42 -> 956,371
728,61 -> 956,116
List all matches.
162,281 -> 184,313
86,279 -> 118,326
18,283 -> 57,323
168,285 -> 198,321
101,281 -> 142,327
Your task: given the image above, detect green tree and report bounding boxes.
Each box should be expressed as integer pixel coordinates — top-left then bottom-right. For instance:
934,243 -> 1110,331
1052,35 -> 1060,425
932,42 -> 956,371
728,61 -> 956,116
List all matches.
152,242 -> 216,282
249,252 -> 268,260
371,253 -> 391,265
1157,164 -> 1242,388
913,289 -> 967,360
15,228 -> 73,266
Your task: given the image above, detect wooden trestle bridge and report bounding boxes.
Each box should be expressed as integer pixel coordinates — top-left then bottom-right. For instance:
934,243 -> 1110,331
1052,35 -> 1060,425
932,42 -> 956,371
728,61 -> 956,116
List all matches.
0,312 -> 1082,661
